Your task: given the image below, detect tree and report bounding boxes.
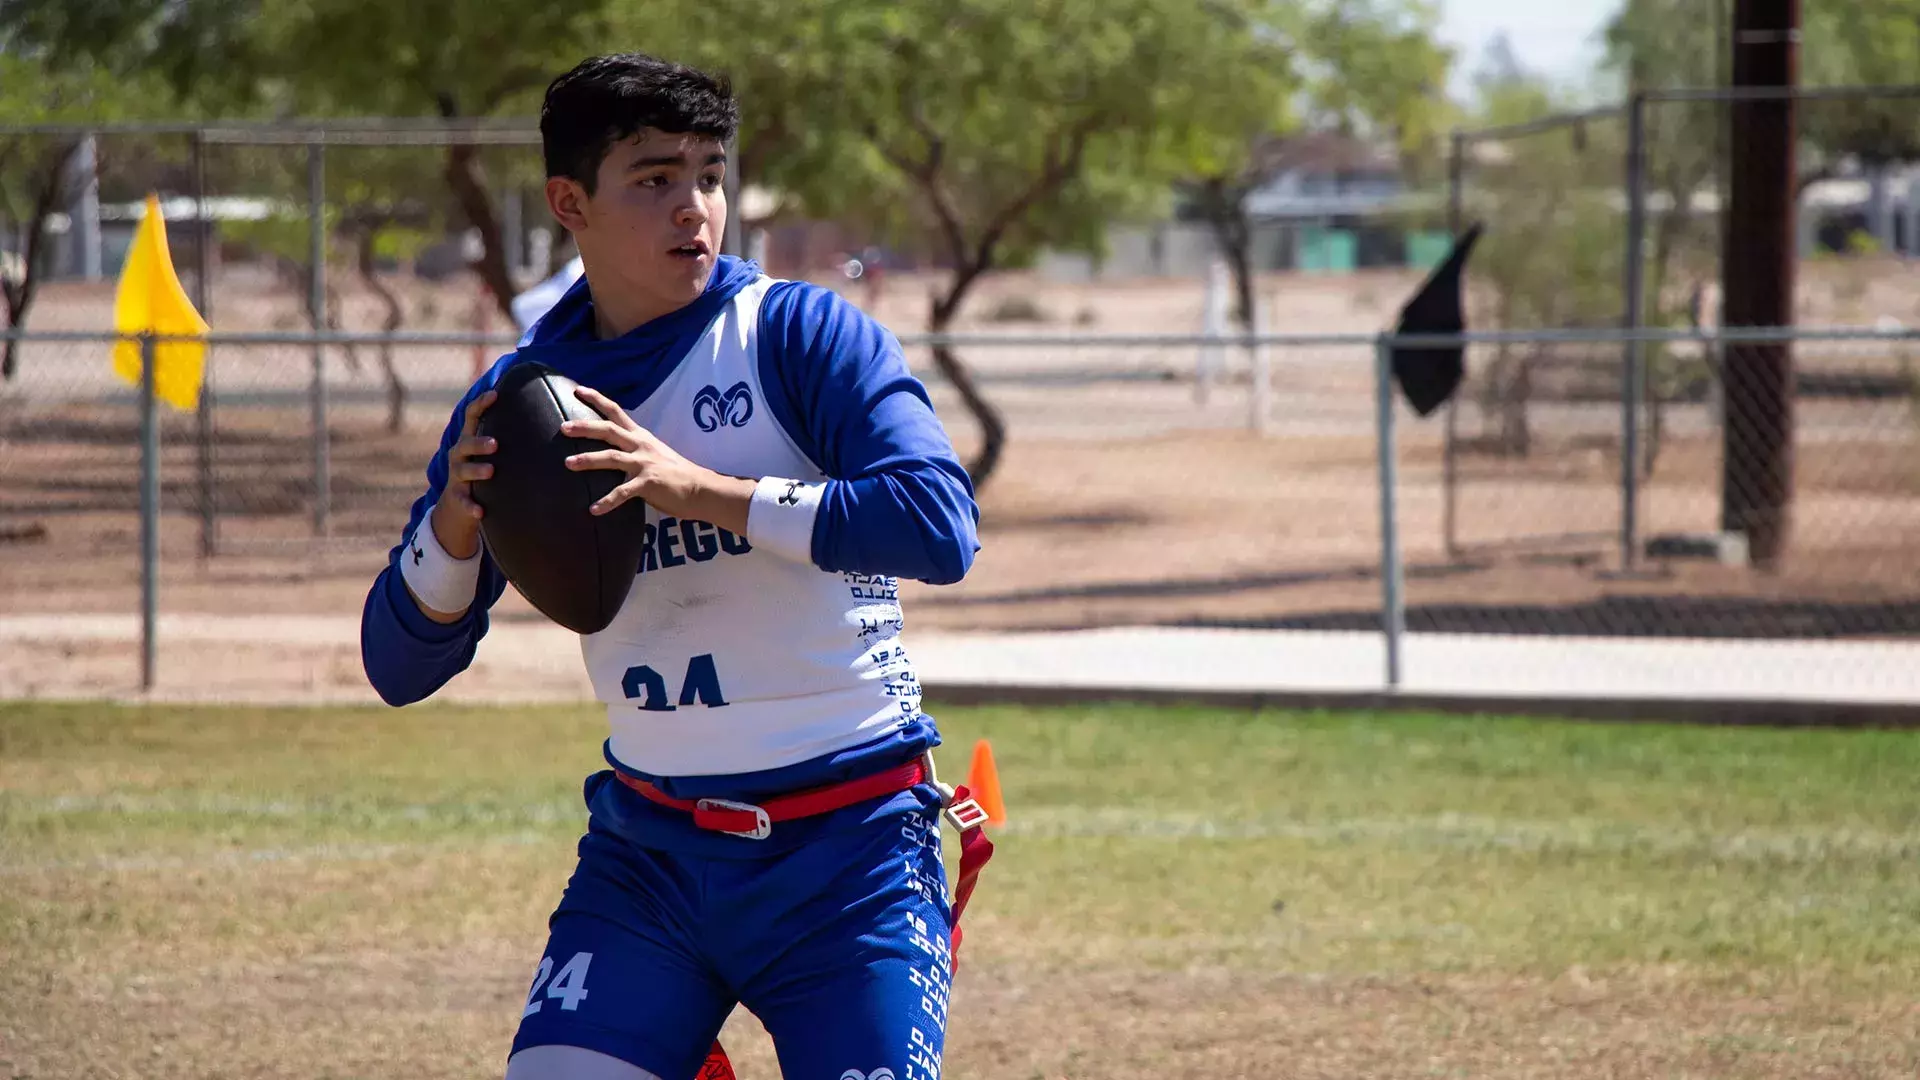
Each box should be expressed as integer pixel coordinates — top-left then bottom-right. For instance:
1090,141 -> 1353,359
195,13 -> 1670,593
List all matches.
1606,0 -> 1920,539
1188,0 -> 1453,335
0,52 -> 178,379
657,0 -> 1294,487
259,0 -> 596,319
1800,0 -> 1920,178
341,182 -> 440,434
1476,31 -> 1530,89
614,1 -> 882,237
1604,0 -> 1728,477
215,141 -> 457,431
1605,1 -> 1920,301
1612,0 -> 1920,195
0,0 -> 602,320
4,0 -> 1443,491
1455,74 -> 1628,455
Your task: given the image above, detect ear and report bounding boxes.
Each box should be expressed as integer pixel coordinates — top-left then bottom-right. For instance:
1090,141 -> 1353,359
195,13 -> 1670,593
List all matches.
545,176 -> 591,234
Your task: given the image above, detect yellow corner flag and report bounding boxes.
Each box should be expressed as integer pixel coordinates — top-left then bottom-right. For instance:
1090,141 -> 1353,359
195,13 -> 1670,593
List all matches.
112,193 -> 209,411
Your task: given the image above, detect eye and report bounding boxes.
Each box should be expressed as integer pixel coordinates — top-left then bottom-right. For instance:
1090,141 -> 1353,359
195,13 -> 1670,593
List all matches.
700,173 -> 724,192
637,174 -> 668,189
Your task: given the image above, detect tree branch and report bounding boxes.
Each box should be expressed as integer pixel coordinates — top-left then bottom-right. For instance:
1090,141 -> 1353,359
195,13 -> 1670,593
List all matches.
737,115 -> 789,182
2,139 -> 80,378
867,113 -> 969,266
478,63 -> 549,115
967,115 -> 1101,277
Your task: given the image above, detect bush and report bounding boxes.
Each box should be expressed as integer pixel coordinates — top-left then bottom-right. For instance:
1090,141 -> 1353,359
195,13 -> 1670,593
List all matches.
982,295 -> 1051,323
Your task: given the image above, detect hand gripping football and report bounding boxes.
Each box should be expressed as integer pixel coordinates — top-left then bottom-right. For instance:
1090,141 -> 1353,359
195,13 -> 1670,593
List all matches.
469,362 -> 648,634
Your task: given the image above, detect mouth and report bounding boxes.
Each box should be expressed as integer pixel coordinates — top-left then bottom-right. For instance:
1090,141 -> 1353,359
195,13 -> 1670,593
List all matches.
668,240 -> 711,261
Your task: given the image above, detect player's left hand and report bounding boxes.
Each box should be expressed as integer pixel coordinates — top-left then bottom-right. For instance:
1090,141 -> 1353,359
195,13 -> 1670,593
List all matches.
561,386 -> 719,519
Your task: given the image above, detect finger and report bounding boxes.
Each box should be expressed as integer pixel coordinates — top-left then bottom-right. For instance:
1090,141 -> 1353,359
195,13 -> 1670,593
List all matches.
452,435 -> 498,462
565,449 -> 632,472
574,386 -> 639,431
461,390 -> 498,435
590,478 -> 646,516
452,461 -> 494,483
560,417 -> 638,448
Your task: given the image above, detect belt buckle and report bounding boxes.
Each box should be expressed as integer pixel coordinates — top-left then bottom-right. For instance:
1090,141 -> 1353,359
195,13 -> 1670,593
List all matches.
944,796 -> 990,831
923,750 -> 989,832
695,798 -> 772,840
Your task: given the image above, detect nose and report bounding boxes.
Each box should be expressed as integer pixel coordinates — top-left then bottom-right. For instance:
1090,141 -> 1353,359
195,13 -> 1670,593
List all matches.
674,190 -> 710,229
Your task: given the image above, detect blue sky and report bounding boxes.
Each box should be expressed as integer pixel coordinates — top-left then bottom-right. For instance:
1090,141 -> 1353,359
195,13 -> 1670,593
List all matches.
1434,0 -> 1623,94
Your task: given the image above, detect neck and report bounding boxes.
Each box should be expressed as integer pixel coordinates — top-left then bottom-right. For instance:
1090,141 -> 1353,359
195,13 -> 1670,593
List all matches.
590,290 -> 681,340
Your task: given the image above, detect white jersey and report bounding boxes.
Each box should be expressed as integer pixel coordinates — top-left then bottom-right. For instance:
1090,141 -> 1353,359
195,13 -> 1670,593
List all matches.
580,277 -> 921,777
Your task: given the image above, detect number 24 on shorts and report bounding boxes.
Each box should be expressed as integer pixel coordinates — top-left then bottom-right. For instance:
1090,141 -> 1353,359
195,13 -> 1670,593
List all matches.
524,952 -> 593,1017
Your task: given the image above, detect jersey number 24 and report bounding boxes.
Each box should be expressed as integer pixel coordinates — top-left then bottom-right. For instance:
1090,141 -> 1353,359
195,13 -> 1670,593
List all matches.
622,654 -> 728,711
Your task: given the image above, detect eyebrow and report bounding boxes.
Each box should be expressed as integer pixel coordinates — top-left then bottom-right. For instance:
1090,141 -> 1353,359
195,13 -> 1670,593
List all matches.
626,151 -> 727,171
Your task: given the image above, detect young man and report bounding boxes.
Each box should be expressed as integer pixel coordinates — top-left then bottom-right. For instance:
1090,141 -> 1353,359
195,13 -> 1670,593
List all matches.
360,53 -> 987,1080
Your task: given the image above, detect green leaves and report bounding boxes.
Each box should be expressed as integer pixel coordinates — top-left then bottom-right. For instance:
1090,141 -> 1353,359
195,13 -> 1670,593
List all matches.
637,0 -> 1303,272
1607,0 -> 1920,168
1294,0 -> 1454,167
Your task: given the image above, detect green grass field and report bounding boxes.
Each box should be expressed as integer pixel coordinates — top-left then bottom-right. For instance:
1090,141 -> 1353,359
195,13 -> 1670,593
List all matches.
4,699 -> 1919,1079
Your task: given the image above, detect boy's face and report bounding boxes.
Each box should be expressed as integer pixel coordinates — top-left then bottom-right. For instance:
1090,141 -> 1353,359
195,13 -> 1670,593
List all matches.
548,128 -> 728,326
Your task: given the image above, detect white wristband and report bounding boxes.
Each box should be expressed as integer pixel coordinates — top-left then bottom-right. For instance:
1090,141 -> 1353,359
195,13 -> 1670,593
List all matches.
399,505 -> 482,614
747,476 -> 825,564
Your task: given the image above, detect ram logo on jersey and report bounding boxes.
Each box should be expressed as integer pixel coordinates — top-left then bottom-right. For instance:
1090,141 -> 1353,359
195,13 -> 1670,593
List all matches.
639,515 -> 752,574
692,381 -> 754,431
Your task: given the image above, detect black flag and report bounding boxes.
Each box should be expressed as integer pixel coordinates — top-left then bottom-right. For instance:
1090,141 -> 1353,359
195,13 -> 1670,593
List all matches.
1390,222 -> 1482,416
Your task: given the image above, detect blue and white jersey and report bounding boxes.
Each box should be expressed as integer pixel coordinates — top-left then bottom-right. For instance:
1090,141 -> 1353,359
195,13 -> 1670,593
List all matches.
577,275 -> 927,777
360,257 -> 979,821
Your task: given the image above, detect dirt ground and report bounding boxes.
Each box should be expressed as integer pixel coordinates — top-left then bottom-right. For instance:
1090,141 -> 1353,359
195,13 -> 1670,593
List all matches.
15,945 -> 1920,1080
4,261 -> 1919,701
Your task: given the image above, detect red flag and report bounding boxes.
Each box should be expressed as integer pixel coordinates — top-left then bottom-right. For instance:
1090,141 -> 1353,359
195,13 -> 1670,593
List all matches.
697,1041 -> 737,1080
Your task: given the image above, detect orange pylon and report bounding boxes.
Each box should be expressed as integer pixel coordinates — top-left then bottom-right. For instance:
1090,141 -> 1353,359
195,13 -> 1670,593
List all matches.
966,739 -> 1007,827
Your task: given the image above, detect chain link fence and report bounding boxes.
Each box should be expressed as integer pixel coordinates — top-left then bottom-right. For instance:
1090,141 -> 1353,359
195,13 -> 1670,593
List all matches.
1441,86 -> 1920,571
5,323 -> 1916,635
1392,331 -> 1920,641
0,326 -> 1359,625
4,116 -> 1919,705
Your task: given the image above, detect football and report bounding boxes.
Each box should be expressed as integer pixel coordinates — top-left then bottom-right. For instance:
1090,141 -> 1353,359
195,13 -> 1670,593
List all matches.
470,361 -> 648,634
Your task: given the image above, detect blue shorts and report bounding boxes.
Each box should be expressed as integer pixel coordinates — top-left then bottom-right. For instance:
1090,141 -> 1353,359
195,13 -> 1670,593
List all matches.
511,771 -> 954,1080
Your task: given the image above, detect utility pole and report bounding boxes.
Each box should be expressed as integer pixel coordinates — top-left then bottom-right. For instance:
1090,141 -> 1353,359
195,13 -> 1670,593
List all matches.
1719,0 -> 1798,567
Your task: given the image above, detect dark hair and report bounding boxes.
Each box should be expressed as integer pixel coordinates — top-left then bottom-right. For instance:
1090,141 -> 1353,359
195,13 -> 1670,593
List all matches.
540,53 -> 739,193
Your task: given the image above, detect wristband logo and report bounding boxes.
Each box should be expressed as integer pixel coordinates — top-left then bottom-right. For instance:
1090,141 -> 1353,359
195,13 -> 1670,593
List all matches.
693,381 -> 755,432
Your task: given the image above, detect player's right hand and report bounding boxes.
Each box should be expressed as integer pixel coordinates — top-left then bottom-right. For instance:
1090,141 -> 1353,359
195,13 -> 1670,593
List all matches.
430,390 -> 497,559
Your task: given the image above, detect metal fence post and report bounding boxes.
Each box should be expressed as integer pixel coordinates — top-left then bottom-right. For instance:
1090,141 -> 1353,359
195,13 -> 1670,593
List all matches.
138,332 -> 159,692
1198,259 -> 1226,406
308,141 -> 331,537
1374,334 -> 1405,689
1249,301 -> 1273,435
721,135 -> 742,257
192,130 -> 217,559
1443,130 -> 1465,561
1621,92 -> 1649,570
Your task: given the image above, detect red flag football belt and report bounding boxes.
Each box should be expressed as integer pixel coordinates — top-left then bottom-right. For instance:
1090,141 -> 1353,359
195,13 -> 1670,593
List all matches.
619,759 -> 930,837
615,758 -> 996,957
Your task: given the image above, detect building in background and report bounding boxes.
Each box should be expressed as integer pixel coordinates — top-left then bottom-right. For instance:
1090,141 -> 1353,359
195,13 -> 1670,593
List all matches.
1038,132 -> 1448,284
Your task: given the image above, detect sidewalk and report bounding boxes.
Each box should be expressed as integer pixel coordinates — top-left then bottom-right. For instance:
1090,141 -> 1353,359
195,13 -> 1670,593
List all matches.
3,614 -> 1916,722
